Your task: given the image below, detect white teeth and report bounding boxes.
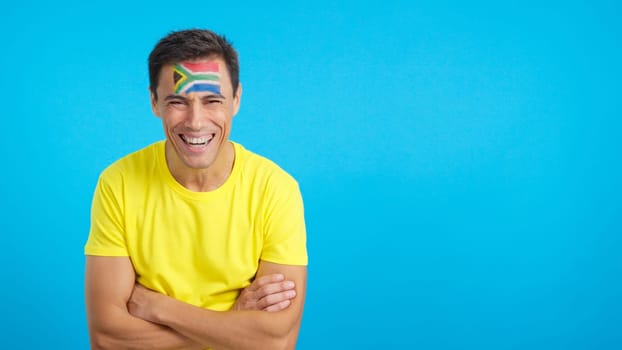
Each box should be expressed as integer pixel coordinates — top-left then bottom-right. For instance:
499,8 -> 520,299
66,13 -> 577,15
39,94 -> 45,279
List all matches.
181,135 -> 214,145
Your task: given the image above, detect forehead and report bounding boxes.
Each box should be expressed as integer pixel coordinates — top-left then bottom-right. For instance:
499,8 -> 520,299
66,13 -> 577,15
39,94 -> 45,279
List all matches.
159,58 -> 231,93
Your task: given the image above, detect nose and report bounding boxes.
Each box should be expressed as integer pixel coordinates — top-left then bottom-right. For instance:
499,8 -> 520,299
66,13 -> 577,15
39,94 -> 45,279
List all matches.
185,100 -> 204,130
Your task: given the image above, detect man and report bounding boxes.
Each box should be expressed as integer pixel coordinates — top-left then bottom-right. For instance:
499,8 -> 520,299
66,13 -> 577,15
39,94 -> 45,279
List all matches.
84,29 -> 308,350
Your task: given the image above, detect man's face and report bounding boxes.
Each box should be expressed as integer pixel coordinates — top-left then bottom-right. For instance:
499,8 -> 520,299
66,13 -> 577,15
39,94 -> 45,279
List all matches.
151,56 -> 241,171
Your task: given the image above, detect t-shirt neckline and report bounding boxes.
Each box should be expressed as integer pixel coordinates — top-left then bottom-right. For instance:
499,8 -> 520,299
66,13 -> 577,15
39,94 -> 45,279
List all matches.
156,140 -> 242,200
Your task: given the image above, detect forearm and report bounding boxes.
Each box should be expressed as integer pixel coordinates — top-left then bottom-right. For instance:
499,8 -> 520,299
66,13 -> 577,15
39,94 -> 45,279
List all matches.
89,305 -> 202,350
125,263 -> 306,350
154,299 -> 297,350
85,256 -> 203,349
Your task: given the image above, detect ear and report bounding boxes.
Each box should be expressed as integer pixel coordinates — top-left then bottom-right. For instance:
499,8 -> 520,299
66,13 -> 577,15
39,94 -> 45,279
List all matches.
150,88 -> 161,118
232,83 -> 243,117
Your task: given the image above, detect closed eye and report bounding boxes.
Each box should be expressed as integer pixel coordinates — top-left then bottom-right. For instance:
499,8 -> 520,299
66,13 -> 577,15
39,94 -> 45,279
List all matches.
164,95 -> 189,106
201,96 -> 224,105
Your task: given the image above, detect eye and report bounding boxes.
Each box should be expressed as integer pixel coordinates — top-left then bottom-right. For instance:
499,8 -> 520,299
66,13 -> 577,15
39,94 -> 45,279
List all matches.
168,100 -> 188,107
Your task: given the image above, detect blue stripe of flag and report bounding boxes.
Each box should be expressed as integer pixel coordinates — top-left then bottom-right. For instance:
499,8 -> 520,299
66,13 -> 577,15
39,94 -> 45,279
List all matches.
185,83 -> 221,94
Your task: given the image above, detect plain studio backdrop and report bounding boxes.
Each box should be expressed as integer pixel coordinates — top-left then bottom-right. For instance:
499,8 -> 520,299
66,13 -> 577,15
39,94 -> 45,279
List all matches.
1,1 -> 620,348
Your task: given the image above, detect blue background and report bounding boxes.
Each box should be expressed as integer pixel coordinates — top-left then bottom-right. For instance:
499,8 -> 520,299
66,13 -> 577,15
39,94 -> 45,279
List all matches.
1,1 -> 620,348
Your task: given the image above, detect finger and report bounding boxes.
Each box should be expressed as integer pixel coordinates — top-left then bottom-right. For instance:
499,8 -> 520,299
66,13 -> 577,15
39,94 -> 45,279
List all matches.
247,274 -> 285,292
264,299 -> 291,313
257,289 -> 296,310
255,280 -> 295,300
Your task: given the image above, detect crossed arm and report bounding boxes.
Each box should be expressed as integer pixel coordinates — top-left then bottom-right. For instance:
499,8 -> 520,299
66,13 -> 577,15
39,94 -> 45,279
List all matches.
85,256 -> 306,350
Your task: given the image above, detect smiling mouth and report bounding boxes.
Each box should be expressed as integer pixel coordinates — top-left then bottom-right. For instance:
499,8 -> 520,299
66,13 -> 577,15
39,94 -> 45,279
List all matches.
180,134 -> 215,146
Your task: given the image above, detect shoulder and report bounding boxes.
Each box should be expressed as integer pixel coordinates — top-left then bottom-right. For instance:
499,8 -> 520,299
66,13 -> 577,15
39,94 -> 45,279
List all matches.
98,141 -> 163,184
234,142 -> 299,190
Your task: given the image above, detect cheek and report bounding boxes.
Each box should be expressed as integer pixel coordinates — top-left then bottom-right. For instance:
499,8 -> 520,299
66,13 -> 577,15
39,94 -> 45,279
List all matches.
209,106 -> 233,125
162,109 -> 186,125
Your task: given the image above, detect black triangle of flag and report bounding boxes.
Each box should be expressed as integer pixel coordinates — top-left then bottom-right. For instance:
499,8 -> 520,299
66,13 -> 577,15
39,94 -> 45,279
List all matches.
174,70 -> 183,84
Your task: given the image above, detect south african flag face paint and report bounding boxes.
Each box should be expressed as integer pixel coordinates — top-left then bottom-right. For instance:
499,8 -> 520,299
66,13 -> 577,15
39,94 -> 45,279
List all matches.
173,61 -> 221,95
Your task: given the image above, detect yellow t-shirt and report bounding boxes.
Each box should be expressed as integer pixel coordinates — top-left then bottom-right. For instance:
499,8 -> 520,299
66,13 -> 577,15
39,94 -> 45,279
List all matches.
85,141 -> 308,311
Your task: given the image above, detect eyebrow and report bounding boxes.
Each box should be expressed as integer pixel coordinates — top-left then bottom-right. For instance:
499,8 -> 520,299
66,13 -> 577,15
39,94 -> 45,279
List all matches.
164,93 -> 226,101
203,93 -> 226,100
164,95 -> 187,101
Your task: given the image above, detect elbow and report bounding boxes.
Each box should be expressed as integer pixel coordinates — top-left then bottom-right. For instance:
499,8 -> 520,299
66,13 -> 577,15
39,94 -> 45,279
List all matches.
262,336 -> 290,350
276,336 -> 299,350
89,330 -> 118,350
266,318 -> 301,350
282,332 -> 300,350
247,327 -> 293,350
266,328 -> 299,350
89,333 -> 106,350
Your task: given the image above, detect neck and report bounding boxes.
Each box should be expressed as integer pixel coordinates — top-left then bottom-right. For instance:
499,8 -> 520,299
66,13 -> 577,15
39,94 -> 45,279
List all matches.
165,141 -> 235,192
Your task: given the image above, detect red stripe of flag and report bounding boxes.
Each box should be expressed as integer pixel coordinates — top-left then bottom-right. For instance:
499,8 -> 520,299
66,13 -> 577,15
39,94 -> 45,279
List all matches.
182,61 -> 219,73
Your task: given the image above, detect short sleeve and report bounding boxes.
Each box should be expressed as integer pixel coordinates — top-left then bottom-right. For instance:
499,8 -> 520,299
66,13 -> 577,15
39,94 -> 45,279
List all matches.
84,171 -> 129,256
261,176 -> 308,266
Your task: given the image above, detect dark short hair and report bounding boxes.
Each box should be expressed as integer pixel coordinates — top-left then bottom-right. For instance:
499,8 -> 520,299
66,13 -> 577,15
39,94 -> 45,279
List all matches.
148,29 -> 240,100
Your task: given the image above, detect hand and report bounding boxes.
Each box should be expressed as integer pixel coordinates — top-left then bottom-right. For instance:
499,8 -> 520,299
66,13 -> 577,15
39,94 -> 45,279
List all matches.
127,283 -> 166,323
128,284 -> 204,350
232,274 -> 297,312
